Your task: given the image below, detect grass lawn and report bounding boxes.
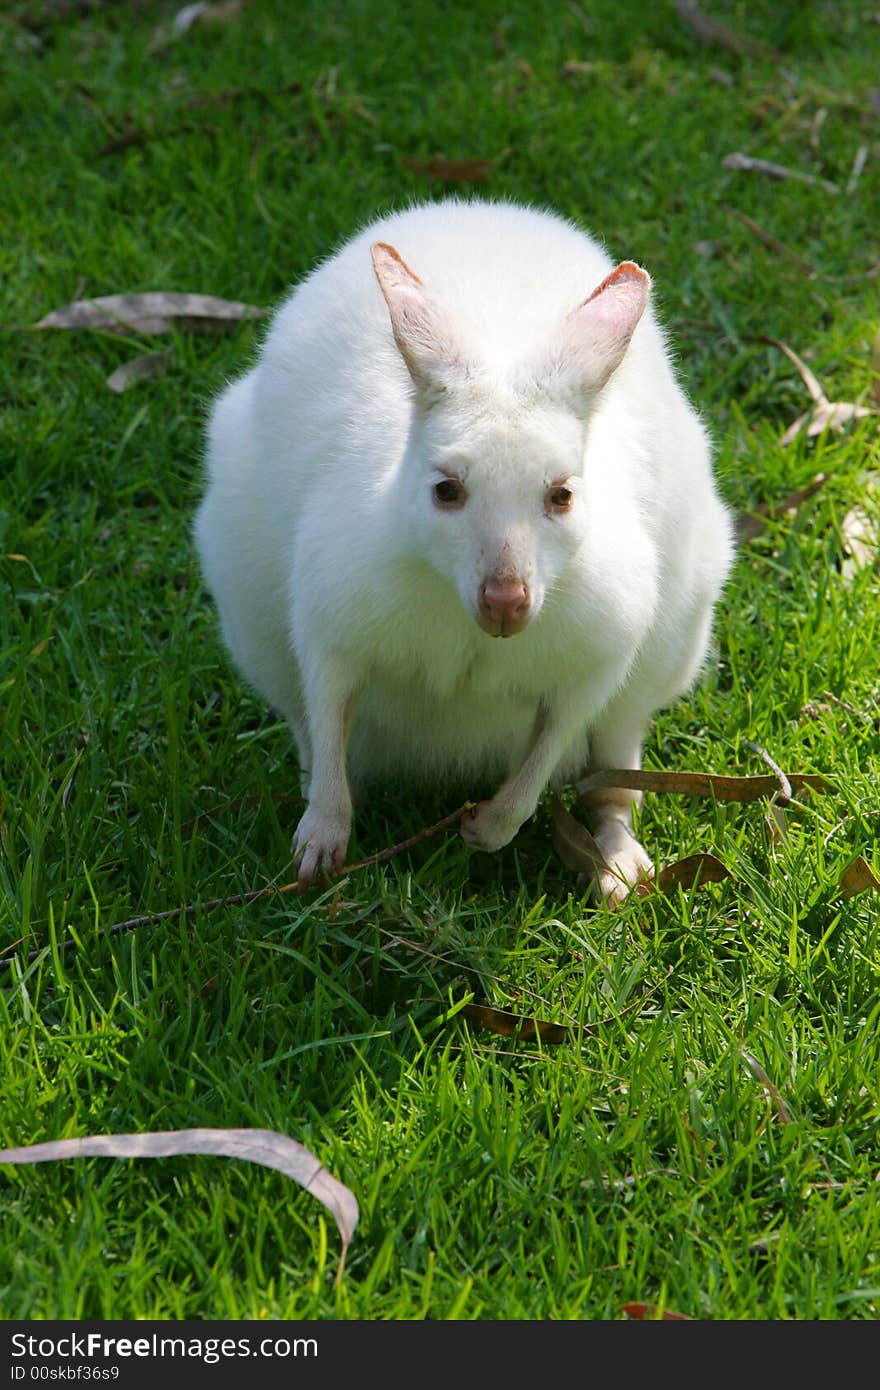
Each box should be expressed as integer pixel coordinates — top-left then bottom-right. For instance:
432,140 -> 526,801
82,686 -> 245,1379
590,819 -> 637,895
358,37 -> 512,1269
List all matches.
2,0 -> 879,1321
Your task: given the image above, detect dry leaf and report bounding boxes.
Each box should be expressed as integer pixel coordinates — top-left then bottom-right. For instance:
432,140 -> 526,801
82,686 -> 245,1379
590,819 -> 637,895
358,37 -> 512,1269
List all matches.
32,292 -> 264,336
736,473 -> 829,543
551,797 -> 608,880
723,151 -> 839,195
576,768 -> 830,802
622,1301 -> 694,1320
106,351 -> 171,393
740,1050 -> 793,1123
839,855 -> 880,897
655,854 -> 734,893
0,1127 -> 358,1271
757,336 -> 877,445
840,474 -> 879,579
402,155 -> 497,183
461,1002 -> 569,1044
560,60 -> 596,78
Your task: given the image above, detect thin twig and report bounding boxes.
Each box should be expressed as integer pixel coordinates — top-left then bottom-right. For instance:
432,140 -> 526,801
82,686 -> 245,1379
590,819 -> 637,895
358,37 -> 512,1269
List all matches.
741,739 -> 793,801
723,204 -> 816,276
0,803 -> 472,970
846,145 -> 868,196
674,0 -> 771,59
723,151 -> 840,196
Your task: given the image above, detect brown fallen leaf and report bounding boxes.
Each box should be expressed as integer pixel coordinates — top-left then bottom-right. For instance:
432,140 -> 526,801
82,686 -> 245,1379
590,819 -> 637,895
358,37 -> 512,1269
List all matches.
402,154 -> 497,183
0,1127 -> 358,1276
554,800 -> 732,897
736,473 -> 829,543
106,350 -> 171,393
622,1301 -> 694,1321
576,769 -> 830,802
756,335 -> 877,445
551,796 -> 609,880
461,1002 -> 569,1044
839,854 -> 880,897
31,292 -> 264,335
655,853 -> 734,893
740,1049 -> 794,1123
722,151 -> 840,196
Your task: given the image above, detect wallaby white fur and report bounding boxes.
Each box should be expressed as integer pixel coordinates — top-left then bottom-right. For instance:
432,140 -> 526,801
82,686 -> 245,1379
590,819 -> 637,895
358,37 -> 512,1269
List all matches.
194,198 -> 734,903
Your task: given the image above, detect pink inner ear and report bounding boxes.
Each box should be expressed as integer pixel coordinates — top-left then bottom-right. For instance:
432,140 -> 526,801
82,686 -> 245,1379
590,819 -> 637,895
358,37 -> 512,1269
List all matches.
585,260 -> 650,307
565,260 -> 651,378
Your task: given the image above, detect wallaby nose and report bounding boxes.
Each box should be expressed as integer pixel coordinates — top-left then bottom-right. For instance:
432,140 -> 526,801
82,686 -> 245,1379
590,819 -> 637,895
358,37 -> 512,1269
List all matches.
478,578 -> 531,637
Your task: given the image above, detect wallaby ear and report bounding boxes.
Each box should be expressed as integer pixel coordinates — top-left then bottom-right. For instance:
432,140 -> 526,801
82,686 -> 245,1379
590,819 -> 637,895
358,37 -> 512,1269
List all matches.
371,241 -> 463,395
557,261 -> 651,396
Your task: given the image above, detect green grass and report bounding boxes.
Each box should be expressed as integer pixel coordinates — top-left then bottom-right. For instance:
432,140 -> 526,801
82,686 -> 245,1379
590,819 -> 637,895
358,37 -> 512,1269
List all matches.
2,0 -> 879,1321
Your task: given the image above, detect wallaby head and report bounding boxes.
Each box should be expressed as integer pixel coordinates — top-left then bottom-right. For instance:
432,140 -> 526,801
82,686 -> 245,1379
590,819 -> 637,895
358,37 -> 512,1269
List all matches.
371,241 -> 651,639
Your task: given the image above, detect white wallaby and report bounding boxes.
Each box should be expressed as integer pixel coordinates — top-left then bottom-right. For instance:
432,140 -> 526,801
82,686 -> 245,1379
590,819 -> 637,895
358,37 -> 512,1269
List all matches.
194,198 -> 734,903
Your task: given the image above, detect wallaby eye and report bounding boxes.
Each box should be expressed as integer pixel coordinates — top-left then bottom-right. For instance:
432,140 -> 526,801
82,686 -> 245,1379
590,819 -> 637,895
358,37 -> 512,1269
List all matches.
433,477 -> 467,509
546,483 -> 574,513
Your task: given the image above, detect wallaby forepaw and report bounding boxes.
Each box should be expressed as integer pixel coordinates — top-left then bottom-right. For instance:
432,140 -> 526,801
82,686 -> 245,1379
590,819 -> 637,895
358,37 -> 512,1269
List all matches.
292,808 -> 350,884
460,799 -> 521,853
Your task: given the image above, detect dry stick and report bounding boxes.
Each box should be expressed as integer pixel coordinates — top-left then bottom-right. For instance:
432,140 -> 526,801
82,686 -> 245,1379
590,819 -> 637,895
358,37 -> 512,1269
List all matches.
673,0 -> 771,59
722,152 -> 840,196
0,803 -> 473,971
723,204 -> 816,277
846,145 -> 868,196
741,739 -> 793,802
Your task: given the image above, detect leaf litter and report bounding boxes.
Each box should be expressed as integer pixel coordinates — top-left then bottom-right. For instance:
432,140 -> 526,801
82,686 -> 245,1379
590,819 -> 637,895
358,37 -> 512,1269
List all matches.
756,336 -> 877,446
30,292 -> 264,335
0,1127 -> 358,1278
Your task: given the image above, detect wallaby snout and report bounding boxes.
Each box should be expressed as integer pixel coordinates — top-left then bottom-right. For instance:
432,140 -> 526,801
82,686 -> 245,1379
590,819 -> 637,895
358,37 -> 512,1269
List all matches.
477,576 -> 531,638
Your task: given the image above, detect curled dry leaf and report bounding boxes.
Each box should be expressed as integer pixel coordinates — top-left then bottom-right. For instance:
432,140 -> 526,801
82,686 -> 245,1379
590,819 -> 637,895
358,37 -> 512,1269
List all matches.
106,351 -> 171,393
839,854 -> 880,897
553,800 -> 733,898
0,1127 -> 359,1272
32,292 -> 264,336
755,336 -> 877,445
655,853 -> 734,893
576,768 -> 830,802
551,796 -> 608,881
